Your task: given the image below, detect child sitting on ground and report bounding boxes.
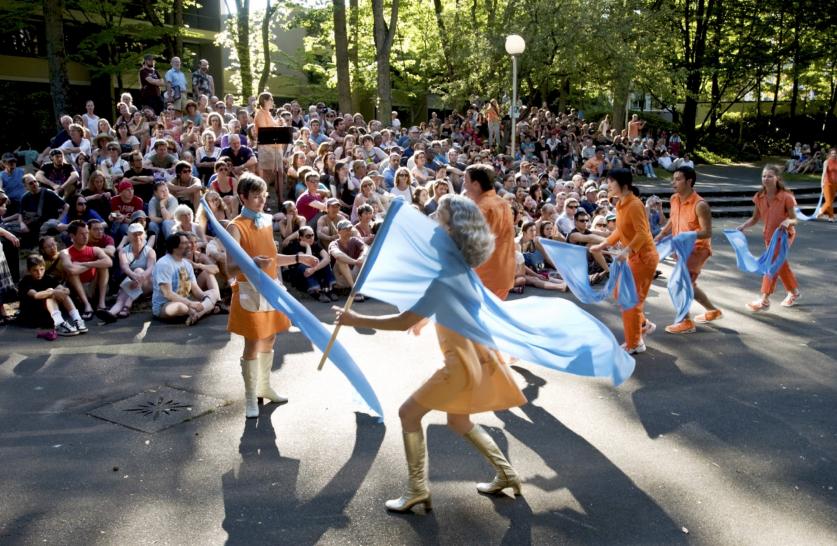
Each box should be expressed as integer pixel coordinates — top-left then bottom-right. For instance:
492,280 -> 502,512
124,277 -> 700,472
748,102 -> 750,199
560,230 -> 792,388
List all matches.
17,254 -> 87,339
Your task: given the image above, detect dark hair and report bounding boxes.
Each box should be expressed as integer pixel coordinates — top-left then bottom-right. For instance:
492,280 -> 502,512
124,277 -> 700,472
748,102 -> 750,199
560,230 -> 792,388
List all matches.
175,161 -> 192,175
574,210 -> 590,221
674,166 -> 697,187
538,221 -> 553,237
27,254 -> 46,269
607,168 -> 634,192
465,164 -> 496,192
521,220 -> 537,234
67,219 -> 87,236
165,232 -> 188,254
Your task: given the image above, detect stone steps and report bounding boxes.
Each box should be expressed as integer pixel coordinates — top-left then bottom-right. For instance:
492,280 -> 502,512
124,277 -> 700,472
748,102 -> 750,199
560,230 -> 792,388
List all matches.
635,184 -> 821,217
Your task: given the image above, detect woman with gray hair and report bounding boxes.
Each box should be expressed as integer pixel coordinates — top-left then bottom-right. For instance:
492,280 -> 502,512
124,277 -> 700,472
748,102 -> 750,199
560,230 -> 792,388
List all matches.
336,194 -> 526,513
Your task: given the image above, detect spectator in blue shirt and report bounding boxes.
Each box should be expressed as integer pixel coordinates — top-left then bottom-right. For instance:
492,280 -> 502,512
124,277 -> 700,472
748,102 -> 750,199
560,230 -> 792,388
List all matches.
1,153 -> 26,212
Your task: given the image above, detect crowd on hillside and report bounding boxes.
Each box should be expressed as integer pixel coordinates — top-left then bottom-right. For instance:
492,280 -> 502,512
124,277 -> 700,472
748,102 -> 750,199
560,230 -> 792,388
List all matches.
0,55 -> 699,338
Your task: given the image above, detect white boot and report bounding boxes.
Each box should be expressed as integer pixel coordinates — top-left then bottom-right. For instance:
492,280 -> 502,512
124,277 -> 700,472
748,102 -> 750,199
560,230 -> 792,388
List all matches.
240,358 -> 259,419
257,351 -> 288,404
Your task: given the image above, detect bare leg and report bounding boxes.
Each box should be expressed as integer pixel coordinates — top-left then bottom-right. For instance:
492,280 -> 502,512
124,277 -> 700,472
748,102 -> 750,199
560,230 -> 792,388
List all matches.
95,268 -> 109,309
66,274 -> 92,313
242,334 -> 275,360
398,397 -> 431,433
447,413 -> 475,435
334,261 -> 354,288
693,284 -> 718,311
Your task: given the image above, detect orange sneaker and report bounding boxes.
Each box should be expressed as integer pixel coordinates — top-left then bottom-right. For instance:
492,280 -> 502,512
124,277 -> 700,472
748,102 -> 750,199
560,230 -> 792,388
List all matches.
694,309 -> 723,323
665,319 -> 696,334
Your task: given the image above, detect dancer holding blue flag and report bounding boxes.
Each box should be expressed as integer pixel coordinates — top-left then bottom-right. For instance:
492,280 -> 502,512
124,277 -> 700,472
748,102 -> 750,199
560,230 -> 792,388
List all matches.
736,165 -> 800,312
590,168 -> 659,354
654,166 -> 722,333
336,195 -> 527,513
226,173 -> 319,418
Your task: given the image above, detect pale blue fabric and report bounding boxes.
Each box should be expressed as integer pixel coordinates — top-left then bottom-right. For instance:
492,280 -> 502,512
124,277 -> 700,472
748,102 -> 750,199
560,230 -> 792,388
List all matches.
200,199 -> 383,418
723,228 -> 789,278
795,191 -> 824,221
539,239 -> 638,310
355,200 -> 635,386
240,206 -> 271,230
655,233 -> 697,324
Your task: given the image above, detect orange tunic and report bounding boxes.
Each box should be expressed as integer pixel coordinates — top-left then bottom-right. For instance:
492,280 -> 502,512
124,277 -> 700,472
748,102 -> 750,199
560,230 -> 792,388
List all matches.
820,157 -> 837,218
474,189 -> 516,300
753,191 -> 798,295
227,215 -> 291,339
253,108 -> 280,147
669,191 -> 711,281
412,324 -> 526,414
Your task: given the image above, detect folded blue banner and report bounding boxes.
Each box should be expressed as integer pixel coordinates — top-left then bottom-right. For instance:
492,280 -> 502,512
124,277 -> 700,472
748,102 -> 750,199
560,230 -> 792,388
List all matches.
655,233 -> 697,324
795,191 -> 824,221
355,199 -> 635,386
723,228 -> 788,278
539,239 -> 638,309
199,198 -> 384,418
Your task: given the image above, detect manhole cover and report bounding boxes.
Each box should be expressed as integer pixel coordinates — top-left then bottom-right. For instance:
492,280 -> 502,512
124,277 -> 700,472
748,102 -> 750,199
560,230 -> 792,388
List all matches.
88,386 -> 225,433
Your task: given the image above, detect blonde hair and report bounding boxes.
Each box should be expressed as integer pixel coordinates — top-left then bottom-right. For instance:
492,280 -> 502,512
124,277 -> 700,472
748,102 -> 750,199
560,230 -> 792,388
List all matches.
436,194 -> 495,268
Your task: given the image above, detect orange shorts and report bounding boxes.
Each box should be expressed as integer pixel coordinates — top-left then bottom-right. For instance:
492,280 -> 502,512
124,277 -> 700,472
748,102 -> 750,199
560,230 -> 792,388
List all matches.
686,247 -> 711,283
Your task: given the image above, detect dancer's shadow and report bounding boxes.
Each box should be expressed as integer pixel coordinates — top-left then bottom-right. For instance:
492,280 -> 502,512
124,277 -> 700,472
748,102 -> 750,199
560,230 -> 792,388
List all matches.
221,408 -> 385,544
494,366 -> 685,544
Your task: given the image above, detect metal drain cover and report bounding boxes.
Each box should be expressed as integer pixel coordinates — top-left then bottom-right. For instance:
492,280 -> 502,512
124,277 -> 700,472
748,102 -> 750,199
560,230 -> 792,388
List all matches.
88,386 -> 225,433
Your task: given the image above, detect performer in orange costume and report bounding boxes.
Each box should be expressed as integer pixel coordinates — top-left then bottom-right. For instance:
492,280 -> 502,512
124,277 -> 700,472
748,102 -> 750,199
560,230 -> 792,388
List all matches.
817,147 -> 837,222
591,168 -> 659,354
226,173 -> 318,418
737,165 -> 799,311
654,166 -> 723,333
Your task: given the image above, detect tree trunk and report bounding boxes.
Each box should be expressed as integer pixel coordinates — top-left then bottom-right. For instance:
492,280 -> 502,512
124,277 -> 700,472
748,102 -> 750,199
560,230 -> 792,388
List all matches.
788,12 -> 802,123
332,0 -> 352,114
432,0 -> 454,79
173,0 -> 183,59
372,0 -> 399,125
611,71 -> 630,133
141,0 -> 176,60
234,0 -> 252,99
258,0 -> 278,93
44,0 -> 71,127
349,0 -> 360,113
770,9 -> 785,119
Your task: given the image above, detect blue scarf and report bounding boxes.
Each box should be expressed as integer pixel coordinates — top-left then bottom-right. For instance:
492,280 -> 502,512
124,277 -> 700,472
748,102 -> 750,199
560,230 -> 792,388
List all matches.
655,233 -> 697,324
723,228 -> 789,278
795,191 -> 824,221
240,206 -> 271,230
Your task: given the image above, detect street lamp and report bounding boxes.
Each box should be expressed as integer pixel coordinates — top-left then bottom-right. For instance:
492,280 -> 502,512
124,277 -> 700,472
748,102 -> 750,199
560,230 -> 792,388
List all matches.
505,34 -> 525,159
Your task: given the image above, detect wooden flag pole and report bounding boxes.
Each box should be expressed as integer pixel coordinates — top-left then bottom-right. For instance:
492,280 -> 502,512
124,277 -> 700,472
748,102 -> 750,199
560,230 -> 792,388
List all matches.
317,257 -> 373,371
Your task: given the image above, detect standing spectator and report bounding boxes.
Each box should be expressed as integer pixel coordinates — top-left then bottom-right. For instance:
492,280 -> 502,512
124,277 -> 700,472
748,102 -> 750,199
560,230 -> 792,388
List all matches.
816,147 -> 837,222
628,114 -> 646,140
165,57 -> 188,115
191,59 -> 215,100
1,152 -> 26,212
81,100 -> 100,136
139,54 -> 165,114
17,254 -> 85,338
59,220 -> 112,321
36,150 -> 79,196
109,180 -> 144,240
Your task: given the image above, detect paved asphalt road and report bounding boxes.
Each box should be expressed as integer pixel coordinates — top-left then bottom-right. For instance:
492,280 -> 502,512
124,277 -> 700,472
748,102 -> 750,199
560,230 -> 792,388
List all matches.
1,218 -> 835,545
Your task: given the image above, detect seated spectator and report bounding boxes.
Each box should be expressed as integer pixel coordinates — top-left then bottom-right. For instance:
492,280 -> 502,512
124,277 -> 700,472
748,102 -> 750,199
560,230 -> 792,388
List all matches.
197,190 -> 233,238
582,148 -> 606,181
672,153 -> 694,170
57,194 -> 105,235
276,201 -> 307,245
567,210 -> 610,282
537,220 -> 565,242
381,152 -> 401,189
80,171 -> 113,221
512,250 -> 566,293
556,197 -> 579,237
219,134 -> 257,177
100,222 -> 156,322
0,221 -> 18,323
208,160 -> 239,215
115,210 -> 156,251
284,226 -> 337,302
20,174 -> 68,247
144,139 -> 178,177
350,177 -> 384,222
580,185 -> 599,214
109,180 -> 144,240
657,150 -> 674,171
389,167 -> 414,201
353,203 -> 376,245
295,170 -> 328,222
151,232 -> 218,325
59,220 -> 112,321
168,160 -> 203,211
412,185 -> 430,214
183,232 -> 224,313
645,195 -> 666,237
517,221 -> 558,273
86,219 -> 116,259
98,141 -> 130,186
38,235 -> 64,281
1,153 -> 26,212
171,204 -> 207,247
317,197 -> 346,247
328,219 -> 367,299
424,177 -> 452,216
58,123 -> 92,167
122,152 -> 155,204
17,254 -> 86,338
36,149 -> 79,197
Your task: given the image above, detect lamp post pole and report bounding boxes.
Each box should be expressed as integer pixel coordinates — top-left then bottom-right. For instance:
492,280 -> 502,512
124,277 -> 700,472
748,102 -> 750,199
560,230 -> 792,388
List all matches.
511,54 -> 518,159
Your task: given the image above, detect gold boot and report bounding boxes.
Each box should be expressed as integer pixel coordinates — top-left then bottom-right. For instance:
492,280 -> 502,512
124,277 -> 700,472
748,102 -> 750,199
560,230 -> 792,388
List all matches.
257,351 -> 287,404
385,430 -> 432,513
464,425 -> 522,496
240,358 -> 259,419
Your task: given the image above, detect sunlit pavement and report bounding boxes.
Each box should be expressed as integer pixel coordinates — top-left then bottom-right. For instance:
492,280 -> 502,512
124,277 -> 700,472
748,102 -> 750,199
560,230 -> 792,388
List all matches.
1,218 -> 835,544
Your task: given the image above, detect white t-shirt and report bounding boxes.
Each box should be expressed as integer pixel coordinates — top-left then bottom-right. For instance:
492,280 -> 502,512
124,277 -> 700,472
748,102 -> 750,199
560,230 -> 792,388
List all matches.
389,185 -> 413,201
59,138 -> 92,164
82,114 -> 100,136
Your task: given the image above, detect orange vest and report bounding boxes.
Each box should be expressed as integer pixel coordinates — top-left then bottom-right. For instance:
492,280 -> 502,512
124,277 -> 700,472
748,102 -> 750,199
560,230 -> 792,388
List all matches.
670,191 -> 710,251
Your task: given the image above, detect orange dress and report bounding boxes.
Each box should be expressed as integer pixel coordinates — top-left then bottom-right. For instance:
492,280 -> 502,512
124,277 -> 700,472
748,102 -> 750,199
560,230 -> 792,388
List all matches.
227,215 -> 291,339
820,157 -> 837,219
412,324 -> 525,414
474,189 -> 516,300
669,191 -> 711,282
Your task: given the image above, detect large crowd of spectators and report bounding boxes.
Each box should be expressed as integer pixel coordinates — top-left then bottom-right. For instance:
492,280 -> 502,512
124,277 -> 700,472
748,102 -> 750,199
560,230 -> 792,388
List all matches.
0,56 -> 697,337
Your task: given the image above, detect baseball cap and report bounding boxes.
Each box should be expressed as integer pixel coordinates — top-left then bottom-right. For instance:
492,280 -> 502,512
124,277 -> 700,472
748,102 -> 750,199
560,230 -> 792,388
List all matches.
2,152 -> 16,162
130,210 -> 148,221
128,223 -> 145,234
117,180 -> 133,192
326,197 -> 340,207
336,219 -> 353,231
49,149 -> 64,157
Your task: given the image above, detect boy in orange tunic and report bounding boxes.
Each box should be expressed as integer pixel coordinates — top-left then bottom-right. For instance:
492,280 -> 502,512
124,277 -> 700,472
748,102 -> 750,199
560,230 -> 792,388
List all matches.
654,166 -> 722,333
226,174 -> 318,418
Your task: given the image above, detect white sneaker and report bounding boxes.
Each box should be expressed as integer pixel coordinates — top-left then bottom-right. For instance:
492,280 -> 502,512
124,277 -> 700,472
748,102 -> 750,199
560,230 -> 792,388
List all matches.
72,319 -> 88,334
621,341 -> 647,355
642,320 -> 657,336
56,321 -> 79,336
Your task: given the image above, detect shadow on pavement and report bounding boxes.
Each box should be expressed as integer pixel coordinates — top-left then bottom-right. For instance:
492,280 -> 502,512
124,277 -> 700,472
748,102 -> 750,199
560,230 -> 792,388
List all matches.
221,409 -> 384,544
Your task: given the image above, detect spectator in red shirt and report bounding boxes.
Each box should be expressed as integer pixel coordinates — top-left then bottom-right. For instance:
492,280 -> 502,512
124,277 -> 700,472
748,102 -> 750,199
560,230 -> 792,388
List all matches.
59,220 -> 112,321
86,219 -> 116,259
295,170 -> 328,222
110,180 -> 144,240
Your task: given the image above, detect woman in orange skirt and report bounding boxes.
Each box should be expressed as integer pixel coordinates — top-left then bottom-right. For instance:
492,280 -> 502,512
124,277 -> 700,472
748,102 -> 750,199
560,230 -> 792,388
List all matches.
336,195 -> 526,513
590,168 -> 659,354
227,173 -> 318,418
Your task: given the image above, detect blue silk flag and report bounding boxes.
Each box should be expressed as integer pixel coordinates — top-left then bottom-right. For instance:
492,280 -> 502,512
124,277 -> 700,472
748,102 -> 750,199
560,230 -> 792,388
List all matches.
354,199 -> 635,386
723,228 -> 788,278
199,198 -> 384,418
795,191 -> 824,221
539,239 -> 638,309
655,232 -> 697,324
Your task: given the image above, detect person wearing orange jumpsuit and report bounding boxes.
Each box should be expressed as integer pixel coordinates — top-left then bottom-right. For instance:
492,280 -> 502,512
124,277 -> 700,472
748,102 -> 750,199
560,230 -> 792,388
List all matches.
817,147 -> 837,222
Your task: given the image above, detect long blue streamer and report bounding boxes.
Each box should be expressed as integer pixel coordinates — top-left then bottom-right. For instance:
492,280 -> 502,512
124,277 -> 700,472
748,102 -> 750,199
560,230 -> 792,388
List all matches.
539,239 -> 638,309
199,198 -> 384,418
723,228 -> 789,278
794,190 -> 824,222
655,233 -> 697,324
355,199 -> 635,386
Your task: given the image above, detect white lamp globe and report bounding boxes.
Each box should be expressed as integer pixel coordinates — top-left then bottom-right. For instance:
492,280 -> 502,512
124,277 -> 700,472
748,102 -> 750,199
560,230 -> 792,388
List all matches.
505,34 -> 526,55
